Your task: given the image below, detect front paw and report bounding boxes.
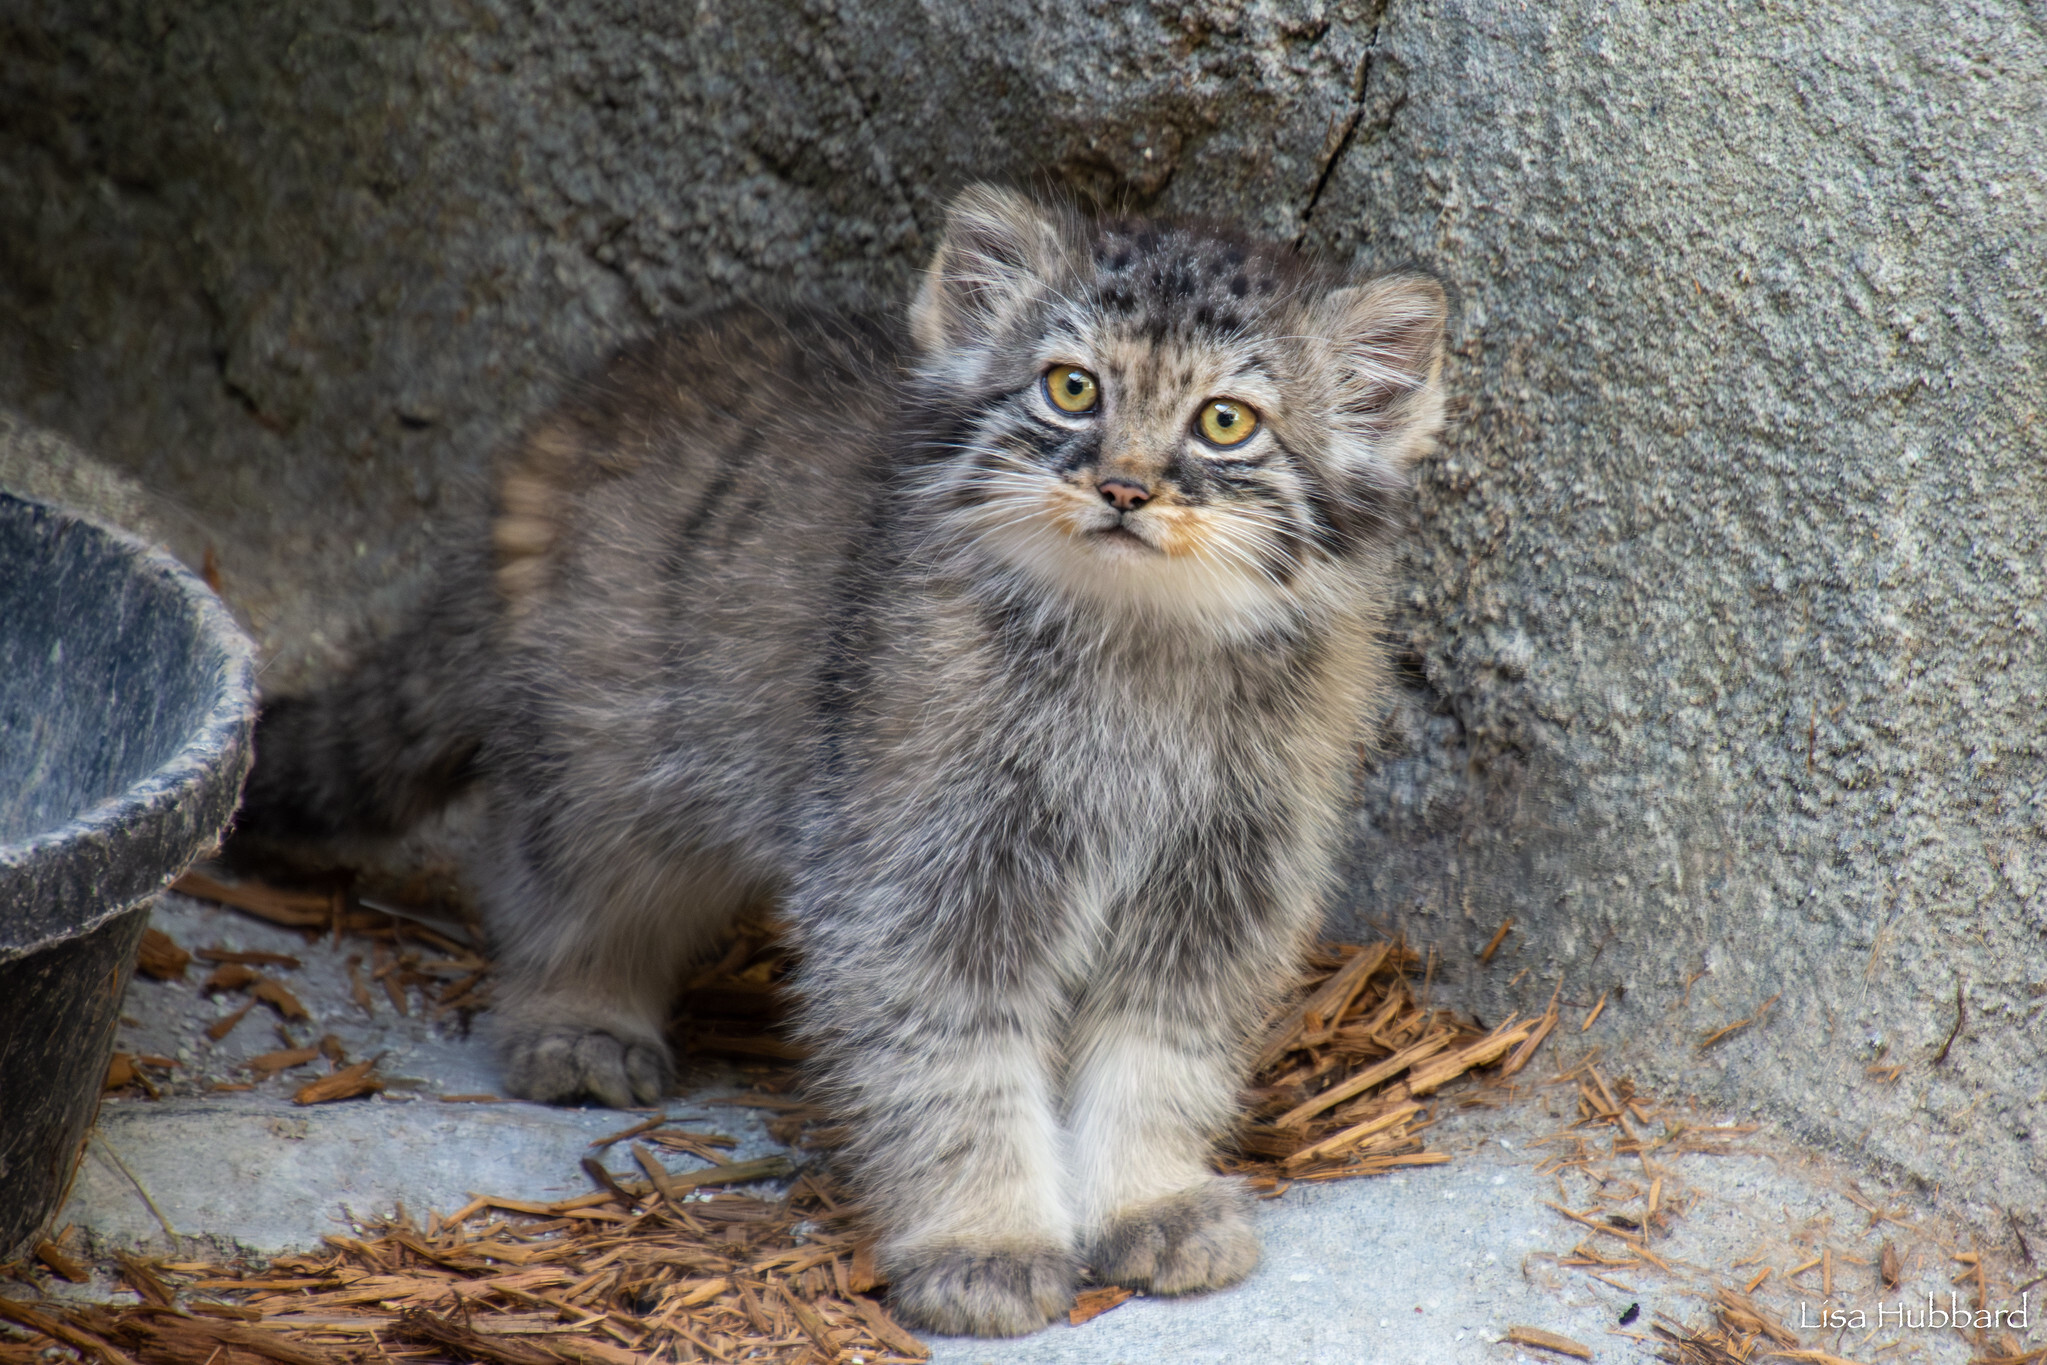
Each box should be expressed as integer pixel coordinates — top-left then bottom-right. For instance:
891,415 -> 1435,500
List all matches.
1089,1181 -> 1259,1296
887,1245 -> 1078,1337
496,1018 -> 672,1108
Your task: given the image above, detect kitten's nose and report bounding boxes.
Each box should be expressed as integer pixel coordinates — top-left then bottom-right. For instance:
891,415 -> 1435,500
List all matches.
1098,479 -> 1150,512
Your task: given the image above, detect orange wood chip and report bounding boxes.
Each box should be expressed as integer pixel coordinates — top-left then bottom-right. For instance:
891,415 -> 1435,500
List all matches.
112,1253 -> 174,1308
848,1240 -> 882,1294
245,1046 -> 321,1078
1503,1325 -> 1593,1358
1580,990 -> 1608,1031
293,1059 -> 384,1105
1712,1286 -> 1800,1347
1274,1033 -> 1453,1129
1068,1286 -> 1136,1326
776,1283 -> 836,1357
252,977 -> 311,1021
134,928 -> 191,981
172,871 -> 332,927
1281,1101 -> 1424,1170
345,956 -> 376,1015
205,1000 -> 256,1042
0,1298 -> 141,1365
1500,984 -> 1562,1078
849,1296 -> 928,1357
1698,992 -> 1780,1051
202,963 -> 258,994
1252,942 -> 1394,1070
1478,916 -> 1515,963
35,1242 -> 89,1283
1405,1016 -> 1538,1095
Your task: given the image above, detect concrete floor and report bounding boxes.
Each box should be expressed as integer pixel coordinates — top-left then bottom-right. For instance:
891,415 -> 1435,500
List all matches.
52,889 -> 2042,1365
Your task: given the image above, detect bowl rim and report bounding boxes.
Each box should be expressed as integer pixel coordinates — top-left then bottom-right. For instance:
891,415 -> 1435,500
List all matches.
0,491 -> 257,961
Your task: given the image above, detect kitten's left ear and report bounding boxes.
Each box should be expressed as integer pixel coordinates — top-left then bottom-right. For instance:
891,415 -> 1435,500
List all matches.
1312,273 -> 1450,473
911,185 -> 1071,360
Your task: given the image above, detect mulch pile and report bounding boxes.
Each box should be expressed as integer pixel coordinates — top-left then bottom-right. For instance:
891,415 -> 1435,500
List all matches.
3,886 -> 1559,1365
1228,938 -> 1551,1189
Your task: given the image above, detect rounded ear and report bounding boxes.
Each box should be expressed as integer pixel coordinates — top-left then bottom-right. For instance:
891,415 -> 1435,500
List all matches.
911,185 -> 1071,358
1313,273 -> 1451,473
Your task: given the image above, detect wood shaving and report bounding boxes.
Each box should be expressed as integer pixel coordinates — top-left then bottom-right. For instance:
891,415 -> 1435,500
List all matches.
35,1242 -> 90,1284
135,929 -> 192,981
1503,1325 -> 1594,1359
1067,1286 -> 1135,1325
206,1000 -> 258,1042
252,978 -> 311,1022
1696,994 -> 1780,1053
246,1046 -> 323,1078
293,1059 -> 385,1106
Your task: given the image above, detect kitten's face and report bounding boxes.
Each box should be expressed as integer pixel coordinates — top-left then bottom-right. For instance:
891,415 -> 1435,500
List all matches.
912,189 -> 1448,635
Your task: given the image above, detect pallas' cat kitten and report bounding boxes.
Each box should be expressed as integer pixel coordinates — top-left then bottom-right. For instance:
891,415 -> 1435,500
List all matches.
240,186 -> 1447,1336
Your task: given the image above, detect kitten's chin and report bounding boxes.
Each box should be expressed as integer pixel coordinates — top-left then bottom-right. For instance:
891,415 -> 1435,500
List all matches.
1087,525 -> 1158,555
965,514 -> 1299,640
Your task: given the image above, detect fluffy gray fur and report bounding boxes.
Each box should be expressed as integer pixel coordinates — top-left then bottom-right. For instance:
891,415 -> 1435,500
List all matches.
236,186 -> 1448,1337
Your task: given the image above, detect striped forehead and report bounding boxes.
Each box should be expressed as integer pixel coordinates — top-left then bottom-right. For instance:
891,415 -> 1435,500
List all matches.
1091,331 -> 1272,420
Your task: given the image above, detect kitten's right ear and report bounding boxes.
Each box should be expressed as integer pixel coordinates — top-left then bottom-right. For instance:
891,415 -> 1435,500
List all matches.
911,186 -> 1069,360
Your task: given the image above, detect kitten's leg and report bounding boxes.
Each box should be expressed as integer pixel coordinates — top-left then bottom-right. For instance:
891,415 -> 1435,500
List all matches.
1066,852 -> 1315,1295
1064,1002 -> 1262,1294
795,909 -> 1077,1335
478,814 -> 750,1108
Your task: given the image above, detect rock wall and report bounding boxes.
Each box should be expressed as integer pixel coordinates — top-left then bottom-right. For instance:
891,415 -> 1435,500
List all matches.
3,0 -> 2042,1230
0,0 -> 1377,679
1328,0 -> 2047,1237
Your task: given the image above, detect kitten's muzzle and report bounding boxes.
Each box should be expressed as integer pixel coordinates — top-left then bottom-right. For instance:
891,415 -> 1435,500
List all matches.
1098,479 -> 1151,512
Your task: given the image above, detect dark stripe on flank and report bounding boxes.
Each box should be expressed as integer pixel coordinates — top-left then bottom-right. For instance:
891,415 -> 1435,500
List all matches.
680,433 -> 758,537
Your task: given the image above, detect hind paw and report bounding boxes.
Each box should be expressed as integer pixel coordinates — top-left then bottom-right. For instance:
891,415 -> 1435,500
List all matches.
497,1015 -> 672,1108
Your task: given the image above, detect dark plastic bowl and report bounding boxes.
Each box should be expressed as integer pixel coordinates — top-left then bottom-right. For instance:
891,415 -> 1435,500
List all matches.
0,491 -> 254,1262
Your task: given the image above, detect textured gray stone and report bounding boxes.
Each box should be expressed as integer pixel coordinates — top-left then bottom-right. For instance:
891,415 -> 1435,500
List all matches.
0,0 -> 1375,684
1,0 -> 2042,1254
1319,0 -> 2047,1243
61,887 -> 789,1259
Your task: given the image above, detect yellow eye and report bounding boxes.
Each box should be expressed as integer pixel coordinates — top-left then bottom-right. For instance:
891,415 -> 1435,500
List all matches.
1045,366 -> 1100,414
1197,399 -> 1258,447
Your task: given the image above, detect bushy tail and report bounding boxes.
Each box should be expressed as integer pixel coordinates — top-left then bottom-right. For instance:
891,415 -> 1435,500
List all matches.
232,574 -> 494,847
